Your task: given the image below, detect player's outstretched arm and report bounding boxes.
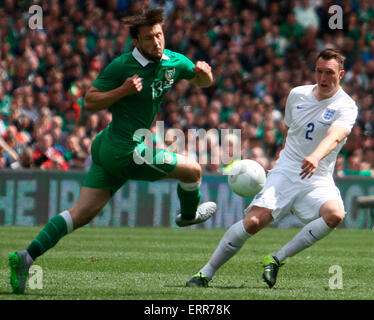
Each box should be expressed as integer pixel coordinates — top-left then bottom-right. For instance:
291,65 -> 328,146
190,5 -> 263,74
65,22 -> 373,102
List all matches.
84,75 -> 143,111
300,125 -> 350,179
189,61 -> 213,88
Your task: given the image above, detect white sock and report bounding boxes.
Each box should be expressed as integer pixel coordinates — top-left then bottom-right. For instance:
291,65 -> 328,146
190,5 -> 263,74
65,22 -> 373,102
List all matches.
178,181 -> 201,191
272,217 -> 332,262
199,220 -> 251,280
60,210 -> 74,233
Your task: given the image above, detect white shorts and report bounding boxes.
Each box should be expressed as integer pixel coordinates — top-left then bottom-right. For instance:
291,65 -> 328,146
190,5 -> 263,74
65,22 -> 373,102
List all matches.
245,170 -> 344,224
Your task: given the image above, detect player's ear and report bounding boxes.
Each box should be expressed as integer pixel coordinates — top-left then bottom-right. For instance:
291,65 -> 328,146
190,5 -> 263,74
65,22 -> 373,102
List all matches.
339,69 -> 345,80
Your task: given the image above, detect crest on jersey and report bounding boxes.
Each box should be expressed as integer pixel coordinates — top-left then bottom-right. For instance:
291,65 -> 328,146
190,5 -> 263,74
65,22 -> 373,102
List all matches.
162,152 -> 174,164
322,108 -> 335,121
165,68 -> 175,81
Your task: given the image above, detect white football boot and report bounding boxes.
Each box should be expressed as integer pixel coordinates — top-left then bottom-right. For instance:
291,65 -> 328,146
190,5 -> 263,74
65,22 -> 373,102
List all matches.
175,202 -> 217,227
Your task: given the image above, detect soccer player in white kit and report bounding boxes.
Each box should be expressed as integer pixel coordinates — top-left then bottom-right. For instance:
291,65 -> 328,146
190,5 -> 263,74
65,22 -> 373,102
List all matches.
186,49 -> 358,288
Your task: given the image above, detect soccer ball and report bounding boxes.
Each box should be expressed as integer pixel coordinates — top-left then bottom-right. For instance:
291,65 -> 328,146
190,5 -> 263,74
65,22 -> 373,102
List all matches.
226,159 -> 266,198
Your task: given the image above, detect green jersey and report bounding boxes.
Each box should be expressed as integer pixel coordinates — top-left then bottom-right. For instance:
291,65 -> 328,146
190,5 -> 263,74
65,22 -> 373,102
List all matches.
92,48 -> 195,149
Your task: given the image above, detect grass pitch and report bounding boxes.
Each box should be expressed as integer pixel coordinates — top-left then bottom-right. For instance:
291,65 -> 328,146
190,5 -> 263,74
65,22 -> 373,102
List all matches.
0,226 -> 373,300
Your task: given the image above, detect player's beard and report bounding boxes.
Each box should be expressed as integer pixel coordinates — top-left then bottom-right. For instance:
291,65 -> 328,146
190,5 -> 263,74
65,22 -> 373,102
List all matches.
138,46 -> 164,62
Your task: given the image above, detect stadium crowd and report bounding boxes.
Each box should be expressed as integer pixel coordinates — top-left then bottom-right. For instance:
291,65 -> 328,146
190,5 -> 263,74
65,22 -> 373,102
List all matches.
0,0 -> 374,177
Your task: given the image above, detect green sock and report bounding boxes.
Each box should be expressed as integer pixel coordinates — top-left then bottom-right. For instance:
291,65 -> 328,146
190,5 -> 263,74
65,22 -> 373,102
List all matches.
177,184 -> 201,220
27,214 -> 69,260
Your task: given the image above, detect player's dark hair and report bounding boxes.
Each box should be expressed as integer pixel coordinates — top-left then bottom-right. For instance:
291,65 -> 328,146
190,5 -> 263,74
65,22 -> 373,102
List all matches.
316,49 -> 346,70
121,8 -> 165,39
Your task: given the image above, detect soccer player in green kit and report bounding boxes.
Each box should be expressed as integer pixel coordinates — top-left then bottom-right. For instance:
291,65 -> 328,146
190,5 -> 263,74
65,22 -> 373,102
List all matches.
8,8 -> 216,294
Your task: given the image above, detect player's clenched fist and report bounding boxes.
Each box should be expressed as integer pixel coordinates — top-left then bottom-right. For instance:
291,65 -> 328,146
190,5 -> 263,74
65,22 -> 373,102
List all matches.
193,61 -> 212,75
120,74 -> 143,96
191,61 -> 213,87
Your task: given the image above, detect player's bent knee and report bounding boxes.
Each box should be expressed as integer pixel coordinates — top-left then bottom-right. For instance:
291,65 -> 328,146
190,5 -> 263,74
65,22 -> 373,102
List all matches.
167,155 -> 202,183
244,216 -> 262,234
243,214 -> 267,234
243,206 -> 273,234
320,201 -> 345,228
180,162 -> 201,182
190,163 -> 202,181
323,211 -> 344,228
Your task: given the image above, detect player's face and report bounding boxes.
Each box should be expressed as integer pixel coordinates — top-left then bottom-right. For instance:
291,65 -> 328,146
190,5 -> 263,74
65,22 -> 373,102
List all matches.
134,24 -> 165,62
315,58 -> 345,99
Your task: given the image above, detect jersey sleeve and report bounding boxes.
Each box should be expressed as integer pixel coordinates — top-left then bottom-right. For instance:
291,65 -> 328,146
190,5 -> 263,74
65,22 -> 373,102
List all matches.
92,57 -> 123,92
284,89 -> 295,127
175,52 -> 196,80
332,102 -> 358,132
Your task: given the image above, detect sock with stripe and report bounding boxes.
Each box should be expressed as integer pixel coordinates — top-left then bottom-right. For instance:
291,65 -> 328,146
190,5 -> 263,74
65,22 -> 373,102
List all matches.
199,220 -> 251,280
177,181 -> 201,220
26,210 -> 74,261
272,217 -> 333,262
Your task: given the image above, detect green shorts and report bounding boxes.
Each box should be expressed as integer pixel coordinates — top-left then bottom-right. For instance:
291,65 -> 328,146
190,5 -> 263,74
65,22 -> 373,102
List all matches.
82,131 -> 178,194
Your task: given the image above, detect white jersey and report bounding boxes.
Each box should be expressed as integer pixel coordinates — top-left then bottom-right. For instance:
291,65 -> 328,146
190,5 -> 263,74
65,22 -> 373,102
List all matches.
272,84 -> 357,182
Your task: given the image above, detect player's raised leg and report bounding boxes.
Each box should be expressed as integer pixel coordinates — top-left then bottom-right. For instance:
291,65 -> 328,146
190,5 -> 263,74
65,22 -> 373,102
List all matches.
186,206 -> 273,287
9,187 -> 111,294
163,153 -> 216,227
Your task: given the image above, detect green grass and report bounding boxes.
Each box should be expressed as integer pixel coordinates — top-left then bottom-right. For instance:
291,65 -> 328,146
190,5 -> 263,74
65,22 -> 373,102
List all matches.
0,226 -> 373,300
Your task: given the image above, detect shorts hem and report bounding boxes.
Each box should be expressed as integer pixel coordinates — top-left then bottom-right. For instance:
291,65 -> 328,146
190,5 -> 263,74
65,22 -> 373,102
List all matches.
81,182 -> 117,195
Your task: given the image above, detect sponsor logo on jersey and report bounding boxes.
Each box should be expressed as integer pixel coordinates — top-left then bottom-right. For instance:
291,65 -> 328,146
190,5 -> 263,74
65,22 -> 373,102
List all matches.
322,108 -> 335,121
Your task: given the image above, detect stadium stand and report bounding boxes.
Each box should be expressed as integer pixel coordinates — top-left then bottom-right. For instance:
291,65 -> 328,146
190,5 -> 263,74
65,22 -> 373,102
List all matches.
0,0 -> 373,176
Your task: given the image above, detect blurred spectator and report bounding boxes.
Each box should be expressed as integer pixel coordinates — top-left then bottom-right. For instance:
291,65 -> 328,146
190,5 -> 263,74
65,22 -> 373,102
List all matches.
85,113 -> 100,138
63,134 -> 82,164
0,147 -> 8,168
51,126 -> 66,154
343,125 -> 363,157
0,130 -> 20,168
80,136 -> 92,170
294,0 -> 320,31
344,154 -> 373,176
344,60 -> 370,90
69,150 -> 89,169
32,132 -> 69,170
334,155 -> 345,177
357,108 -> 374,137
2,125 -> 25,158
280,12 -> 304,43
19,146 -> 34,168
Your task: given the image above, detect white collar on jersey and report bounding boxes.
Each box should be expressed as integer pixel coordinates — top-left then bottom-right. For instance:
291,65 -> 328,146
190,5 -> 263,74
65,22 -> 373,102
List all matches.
132,47 -> 170,67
